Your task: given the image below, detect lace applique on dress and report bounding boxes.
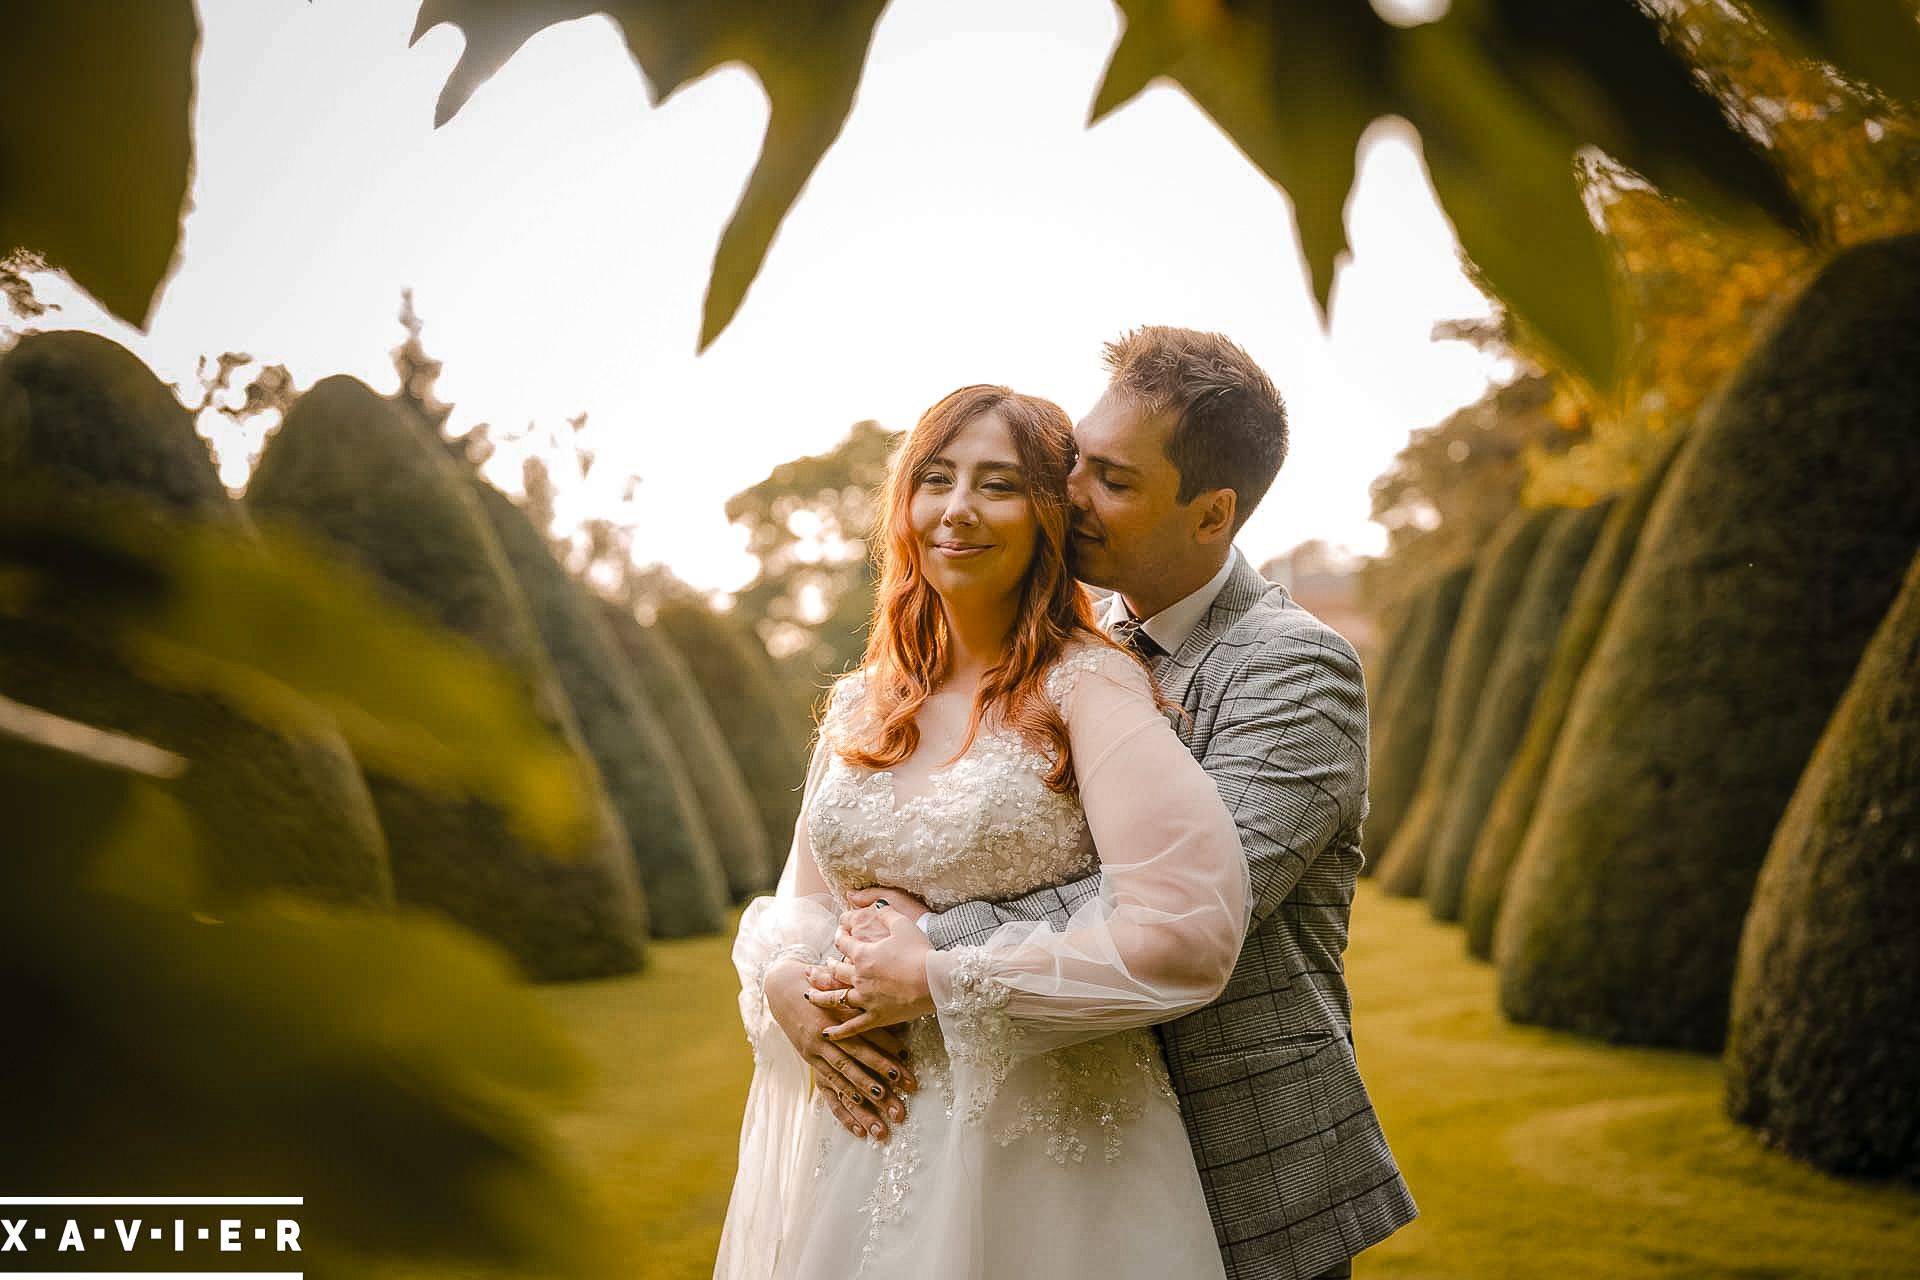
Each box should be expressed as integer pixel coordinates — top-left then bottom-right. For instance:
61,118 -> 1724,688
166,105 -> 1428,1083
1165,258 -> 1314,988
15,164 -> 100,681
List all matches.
939,947 -> 1017,1123
994,1032 -> 1178,1165
806,667 -> 1096,912
805,646 -> 1178,1266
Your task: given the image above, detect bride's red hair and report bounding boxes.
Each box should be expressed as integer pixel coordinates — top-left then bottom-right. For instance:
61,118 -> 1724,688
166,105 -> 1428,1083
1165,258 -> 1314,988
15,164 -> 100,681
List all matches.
836,384 -> 1114,793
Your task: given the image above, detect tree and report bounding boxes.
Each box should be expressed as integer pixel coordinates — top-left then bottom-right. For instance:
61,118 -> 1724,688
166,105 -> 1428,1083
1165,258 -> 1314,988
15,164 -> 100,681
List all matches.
598,598 -> 777,898
726,419 -> 897,681
1461,435 -> 1686,959
248,375 -> 649,981
1375,506 -> 1558,896
1726,549 -> 1920,1180
476,481 -> 730,937
0,332 -> 391,907
1420,500 -> 1612,922
1364,563 -> 1474,866
1496,232 -> 1920,1051
1361,375 -> 1585,624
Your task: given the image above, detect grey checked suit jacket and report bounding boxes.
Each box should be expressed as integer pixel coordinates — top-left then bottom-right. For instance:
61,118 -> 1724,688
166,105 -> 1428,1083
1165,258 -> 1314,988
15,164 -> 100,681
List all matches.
926,552 -> 1417,1280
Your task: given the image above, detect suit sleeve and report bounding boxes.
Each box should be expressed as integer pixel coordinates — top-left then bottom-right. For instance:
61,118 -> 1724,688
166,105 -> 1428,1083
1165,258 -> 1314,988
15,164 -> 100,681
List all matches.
1202,626 -> 1369,927
921,648 -> 1250,1112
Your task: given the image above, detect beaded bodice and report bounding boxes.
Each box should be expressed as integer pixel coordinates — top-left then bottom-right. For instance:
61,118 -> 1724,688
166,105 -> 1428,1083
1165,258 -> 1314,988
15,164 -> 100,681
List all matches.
807,652 -> 1102,910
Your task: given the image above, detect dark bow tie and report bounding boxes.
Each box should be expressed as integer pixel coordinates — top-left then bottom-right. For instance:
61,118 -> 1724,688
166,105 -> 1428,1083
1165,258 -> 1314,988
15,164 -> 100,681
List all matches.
1111,617 -> 1165,661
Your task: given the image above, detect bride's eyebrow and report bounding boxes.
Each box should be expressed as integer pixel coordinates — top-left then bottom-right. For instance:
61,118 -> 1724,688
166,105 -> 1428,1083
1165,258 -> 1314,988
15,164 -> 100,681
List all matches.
924,455 -> 1025,475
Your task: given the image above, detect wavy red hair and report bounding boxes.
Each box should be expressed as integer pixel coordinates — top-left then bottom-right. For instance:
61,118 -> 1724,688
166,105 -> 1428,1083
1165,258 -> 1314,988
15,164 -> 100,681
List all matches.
835,384 -> 1117,792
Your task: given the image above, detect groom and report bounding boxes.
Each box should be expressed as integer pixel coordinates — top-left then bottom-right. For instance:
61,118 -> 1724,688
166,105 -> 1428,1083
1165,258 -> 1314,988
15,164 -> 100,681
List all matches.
778,327 -> 1416,1279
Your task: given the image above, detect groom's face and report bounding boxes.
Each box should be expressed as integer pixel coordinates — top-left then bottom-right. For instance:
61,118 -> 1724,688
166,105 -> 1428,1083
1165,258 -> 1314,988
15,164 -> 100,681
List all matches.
1066,390 -> 1193,599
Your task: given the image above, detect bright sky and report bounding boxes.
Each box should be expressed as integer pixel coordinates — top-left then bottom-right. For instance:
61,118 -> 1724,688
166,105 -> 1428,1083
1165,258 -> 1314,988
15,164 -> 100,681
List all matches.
27,0 -> 1504,595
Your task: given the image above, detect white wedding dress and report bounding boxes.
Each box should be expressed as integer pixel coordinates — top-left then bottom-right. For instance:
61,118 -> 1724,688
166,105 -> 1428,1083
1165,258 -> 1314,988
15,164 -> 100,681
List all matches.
716,642 -> 1250,1279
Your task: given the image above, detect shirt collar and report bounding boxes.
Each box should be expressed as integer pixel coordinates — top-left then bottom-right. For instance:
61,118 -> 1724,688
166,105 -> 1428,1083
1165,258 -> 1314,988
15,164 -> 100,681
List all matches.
1102,549 -> 1239,656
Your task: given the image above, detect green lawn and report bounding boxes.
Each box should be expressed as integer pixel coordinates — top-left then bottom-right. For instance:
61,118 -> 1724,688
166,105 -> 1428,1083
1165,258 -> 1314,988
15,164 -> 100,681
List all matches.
513,885 -> 1920,1278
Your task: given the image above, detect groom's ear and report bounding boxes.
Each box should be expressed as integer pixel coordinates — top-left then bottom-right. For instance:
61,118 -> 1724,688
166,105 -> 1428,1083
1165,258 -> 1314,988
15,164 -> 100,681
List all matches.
1191,487 -> 1236,545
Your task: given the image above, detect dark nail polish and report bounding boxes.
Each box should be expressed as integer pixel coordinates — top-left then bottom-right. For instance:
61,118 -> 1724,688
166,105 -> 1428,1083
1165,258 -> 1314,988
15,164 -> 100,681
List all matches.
887,1068 -> 898,1079
870,1085 -> 883,1098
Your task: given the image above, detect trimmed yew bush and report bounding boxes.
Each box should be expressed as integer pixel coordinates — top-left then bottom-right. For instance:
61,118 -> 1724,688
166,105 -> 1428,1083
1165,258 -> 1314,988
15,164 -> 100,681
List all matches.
1725,550 -> 1920,1179
1364,564 -> 1473,869
1376,507 -> 1557,896
1498,234 -> 1920,1049
476,483 -> 727,936
1423,501 -> 1611,921
0,332 -> 390,907
599,600 -> 776,898
248,376 -> 647,979
652,601 -> 812,859
1462,439 -> 1684,958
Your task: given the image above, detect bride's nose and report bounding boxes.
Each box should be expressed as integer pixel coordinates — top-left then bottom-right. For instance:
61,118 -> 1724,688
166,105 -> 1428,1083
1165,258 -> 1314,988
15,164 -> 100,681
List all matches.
943,489 -> 980,527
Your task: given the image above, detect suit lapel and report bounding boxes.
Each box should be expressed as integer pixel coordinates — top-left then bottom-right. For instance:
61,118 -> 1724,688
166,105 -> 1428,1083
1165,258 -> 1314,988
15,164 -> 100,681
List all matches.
1157,552 -> 1274,712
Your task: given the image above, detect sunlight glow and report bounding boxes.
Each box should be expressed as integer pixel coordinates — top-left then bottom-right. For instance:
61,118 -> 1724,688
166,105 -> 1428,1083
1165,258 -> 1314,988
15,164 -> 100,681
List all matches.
20,0 -> 1502,594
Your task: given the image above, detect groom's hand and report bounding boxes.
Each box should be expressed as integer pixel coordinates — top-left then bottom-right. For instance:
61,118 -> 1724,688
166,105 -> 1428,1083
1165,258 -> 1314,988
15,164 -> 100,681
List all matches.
821,905 -> 937,1039
763,958 -> 915,1140
845,885 -> 930,923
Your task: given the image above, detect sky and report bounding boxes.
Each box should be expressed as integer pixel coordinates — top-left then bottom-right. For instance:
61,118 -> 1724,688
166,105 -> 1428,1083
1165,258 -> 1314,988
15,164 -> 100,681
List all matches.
26,0 -> 1504,595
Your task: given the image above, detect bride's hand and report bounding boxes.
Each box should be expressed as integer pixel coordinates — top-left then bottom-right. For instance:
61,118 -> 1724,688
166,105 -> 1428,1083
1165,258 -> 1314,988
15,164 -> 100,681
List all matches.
815,905 -> 936,1038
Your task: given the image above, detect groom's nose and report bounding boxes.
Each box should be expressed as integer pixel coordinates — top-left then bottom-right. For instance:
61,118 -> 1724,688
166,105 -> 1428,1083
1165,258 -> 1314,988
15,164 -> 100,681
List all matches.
1065,459 -> 1094,518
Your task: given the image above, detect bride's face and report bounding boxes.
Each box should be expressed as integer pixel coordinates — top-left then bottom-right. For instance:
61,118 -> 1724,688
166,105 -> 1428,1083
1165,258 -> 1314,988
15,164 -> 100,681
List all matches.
909,410 -> 1039,609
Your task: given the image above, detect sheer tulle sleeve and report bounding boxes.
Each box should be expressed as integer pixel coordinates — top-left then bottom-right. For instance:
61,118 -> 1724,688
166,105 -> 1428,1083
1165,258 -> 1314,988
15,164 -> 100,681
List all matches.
713,734 -> 838,1278
922,646 -> 1250,1107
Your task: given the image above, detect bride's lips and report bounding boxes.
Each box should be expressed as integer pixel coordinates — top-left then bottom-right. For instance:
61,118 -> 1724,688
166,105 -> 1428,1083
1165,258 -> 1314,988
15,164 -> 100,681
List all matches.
933,541 -> 991,558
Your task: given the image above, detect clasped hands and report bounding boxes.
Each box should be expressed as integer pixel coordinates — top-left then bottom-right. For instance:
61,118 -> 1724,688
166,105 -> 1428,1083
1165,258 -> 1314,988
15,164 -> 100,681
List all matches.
762,886 -> 935,1142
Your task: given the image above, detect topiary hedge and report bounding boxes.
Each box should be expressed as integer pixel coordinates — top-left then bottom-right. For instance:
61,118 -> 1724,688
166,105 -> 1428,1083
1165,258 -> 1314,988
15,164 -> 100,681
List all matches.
1497,233 -> 1920,1050
1423,501 -> 1612,922
599,600 -> 776,899
652,601 -> 812,861
248,375 -> 647,980
1376,507 -> 1558,896
1462,438 -> 1684,959
1724,549 -> 1920,1179
1363,564 -> 1473,870
0,331 -> 391,907
475,482 -> 728,936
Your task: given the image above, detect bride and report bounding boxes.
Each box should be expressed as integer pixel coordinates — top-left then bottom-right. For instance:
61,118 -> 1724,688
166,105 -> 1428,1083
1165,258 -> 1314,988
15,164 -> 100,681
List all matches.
717,384 -> 1250,1279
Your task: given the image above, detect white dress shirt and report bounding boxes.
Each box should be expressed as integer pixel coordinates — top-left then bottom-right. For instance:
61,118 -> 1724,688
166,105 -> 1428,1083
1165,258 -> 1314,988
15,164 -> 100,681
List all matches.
1099,549 -> 1239,658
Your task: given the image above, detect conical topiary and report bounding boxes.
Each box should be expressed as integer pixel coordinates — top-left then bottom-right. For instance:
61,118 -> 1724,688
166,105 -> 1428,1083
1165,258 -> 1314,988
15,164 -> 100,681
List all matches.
474,482 -> 728,936
599,600 -> 776,898
1423,501 -> 1612,921
1725,550 -> 1920,1179
247,376 -> 647,980
1364,593 -> 1420,745
652,601 -> 812,861
1462,437 -> 1685,959
0,331 -> 391,907
1376,507 -> 1558,896
1498,233 -> 1920,1050
1363,564 -> 1473,869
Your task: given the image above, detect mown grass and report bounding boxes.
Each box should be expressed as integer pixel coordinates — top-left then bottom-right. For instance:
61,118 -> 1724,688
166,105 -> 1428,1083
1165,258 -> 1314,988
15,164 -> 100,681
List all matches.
450,886 -> 1920,1278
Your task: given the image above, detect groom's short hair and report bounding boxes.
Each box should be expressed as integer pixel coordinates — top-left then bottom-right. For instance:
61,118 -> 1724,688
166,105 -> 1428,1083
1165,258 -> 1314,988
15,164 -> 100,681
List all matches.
1102,326 -> 1288,533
